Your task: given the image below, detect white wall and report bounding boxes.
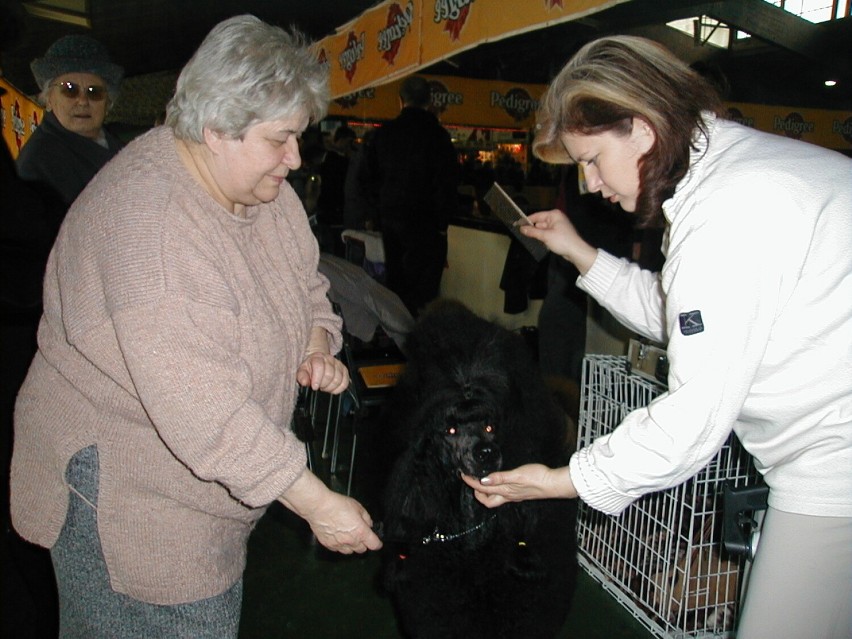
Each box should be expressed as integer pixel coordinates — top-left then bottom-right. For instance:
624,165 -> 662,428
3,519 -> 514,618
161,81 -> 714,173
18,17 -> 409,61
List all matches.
440,225 -> 542,331
441,224 -> 632,356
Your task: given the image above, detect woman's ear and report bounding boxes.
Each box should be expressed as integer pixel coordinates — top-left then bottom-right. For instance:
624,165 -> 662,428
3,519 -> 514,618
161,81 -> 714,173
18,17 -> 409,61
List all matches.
202,127 -> 225,153
631,117 -> 656,154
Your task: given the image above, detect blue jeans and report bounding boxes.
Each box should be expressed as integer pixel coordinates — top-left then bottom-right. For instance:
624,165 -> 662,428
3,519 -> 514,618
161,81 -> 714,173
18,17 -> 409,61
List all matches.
51,446 -> 242,638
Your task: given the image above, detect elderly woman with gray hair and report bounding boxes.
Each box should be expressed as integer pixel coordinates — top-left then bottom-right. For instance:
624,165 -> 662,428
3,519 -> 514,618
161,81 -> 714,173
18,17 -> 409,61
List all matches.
11,15 -> 382,637
16,33 -> 124,206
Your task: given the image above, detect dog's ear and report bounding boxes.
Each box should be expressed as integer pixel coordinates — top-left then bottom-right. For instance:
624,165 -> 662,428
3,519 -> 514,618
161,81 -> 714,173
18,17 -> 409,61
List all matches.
384,438 -> 457,535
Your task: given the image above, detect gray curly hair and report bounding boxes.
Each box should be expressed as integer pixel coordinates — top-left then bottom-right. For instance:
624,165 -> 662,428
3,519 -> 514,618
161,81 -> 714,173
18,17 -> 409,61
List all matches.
166,14 -> 329,142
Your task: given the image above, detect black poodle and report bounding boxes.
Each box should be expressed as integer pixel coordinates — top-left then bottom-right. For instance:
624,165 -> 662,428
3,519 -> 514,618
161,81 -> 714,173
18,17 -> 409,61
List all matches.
379,301 -> 578,639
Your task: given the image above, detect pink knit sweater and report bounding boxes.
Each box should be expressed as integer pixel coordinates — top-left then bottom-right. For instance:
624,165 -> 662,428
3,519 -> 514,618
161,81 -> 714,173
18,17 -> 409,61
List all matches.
11,126 -> 342,604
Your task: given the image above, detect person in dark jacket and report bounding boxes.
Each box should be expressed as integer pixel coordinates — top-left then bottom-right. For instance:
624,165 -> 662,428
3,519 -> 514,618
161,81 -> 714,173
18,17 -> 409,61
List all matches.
16,34 -> 124,207
315,124 -> 356,255
360,76 -> 459,316
1,9 -> 64,636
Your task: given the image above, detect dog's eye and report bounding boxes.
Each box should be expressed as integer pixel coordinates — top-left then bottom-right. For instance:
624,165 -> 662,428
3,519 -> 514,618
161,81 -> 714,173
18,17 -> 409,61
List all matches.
447,426 -> 457,436
484,424 -> 494,433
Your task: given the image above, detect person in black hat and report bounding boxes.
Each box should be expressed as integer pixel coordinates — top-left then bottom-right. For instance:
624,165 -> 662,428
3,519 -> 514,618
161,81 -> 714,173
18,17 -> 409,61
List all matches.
16,34 -> 124,207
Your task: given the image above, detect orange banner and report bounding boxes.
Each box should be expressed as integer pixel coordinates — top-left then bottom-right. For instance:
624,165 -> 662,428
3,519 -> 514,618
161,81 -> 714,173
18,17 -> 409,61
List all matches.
317,0 -> 421,100
420,0 -> 625,65
1,78 -> 44,159
725,101 -> 852,151
315,0 -> 628,98
328,74 -> 546,129
328,75 -> 852,151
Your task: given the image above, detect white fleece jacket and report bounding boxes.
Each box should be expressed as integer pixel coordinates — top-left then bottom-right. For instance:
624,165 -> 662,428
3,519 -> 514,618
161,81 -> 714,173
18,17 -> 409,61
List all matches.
570,114 -> 852,517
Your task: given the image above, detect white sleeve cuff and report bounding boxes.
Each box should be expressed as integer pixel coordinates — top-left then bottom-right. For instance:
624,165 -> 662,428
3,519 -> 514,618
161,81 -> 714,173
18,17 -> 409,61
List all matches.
569,446 -> 637,516
575,250 -> 626,301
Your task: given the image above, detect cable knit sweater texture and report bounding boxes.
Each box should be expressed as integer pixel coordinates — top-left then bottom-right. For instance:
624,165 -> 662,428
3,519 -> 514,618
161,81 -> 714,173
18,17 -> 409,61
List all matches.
570,115 -> 852,519
11,126 -> 342,604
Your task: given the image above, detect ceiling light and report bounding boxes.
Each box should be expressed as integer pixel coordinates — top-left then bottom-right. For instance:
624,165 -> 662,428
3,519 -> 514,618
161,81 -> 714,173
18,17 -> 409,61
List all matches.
823,80 -> 837,87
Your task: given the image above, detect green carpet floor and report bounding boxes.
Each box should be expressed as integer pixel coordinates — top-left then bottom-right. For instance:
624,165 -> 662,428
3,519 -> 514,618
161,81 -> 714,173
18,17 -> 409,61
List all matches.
239,503 -> 656,639
237,419 -> 656,639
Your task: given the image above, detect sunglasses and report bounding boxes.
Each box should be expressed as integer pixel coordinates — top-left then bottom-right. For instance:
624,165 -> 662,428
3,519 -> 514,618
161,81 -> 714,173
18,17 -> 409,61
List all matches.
51,81 -> 108,102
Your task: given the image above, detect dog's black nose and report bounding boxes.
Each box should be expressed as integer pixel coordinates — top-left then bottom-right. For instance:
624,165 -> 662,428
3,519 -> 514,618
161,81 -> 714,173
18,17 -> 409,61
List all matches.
474,443 -> 500,466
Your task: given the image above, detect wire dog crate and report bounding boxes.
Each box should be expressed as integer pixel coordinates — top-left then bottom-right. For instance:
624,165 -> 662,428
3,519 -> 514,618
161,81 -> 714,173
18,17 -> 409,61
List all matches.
577,355 -> 760,638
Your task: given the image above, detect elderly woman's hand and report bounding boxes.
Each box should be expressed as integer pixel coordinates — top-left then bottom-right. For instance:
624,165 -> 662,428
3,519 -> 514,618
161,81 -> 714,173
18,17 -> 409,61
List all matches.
279,471 -> 382,554
461,464 -> 578,508
297,327 -> 349,394
296,351 -> 349,394
301,491 -> 383,554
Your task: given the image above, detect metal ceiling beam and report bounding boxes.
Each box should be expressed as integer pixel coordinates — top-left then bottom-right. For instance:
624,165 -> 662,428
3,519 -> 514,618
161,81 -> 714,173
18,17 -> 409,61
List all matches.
698,0 -> 823,59
634,0 -> 824,59
616,0 -> 848,81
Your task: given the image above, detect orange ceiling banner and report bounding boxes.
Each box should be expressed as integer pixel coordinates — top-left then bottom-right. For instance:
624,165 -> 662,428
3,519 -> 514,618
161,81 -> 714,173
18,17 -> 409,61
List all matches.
420,0 -> 625,64
315,0 -> 629,99
317,0 -> 422,100
1,78 -> 44,160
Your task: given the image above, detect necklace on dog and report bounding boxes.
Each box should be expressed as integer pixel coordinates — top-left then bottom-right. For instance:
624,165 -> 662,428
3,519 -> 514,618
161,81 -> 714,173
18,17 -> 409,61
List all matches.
421,514 -> 497,545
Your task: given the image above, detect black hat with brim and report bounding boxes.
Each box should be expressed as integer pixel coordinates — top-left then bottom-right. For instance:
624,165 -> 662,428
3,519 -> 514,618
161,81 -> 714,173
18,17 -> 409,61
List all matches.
31,34 -> 124,92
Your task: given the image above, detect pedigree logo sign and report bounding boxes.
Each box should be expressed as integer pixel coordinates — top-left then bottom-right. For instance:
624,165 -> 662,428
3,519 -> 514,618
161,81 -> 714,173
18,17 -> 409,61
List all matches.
774,112 -> 815,140
339,31 -> 366,83
0,78 -> 43,159
428,80 -> 464,116
10,99 -> 26,152
378,1 -> 415,65
491,88 -> 539,122
726,107 -> 755,128
334,88 -> 377,110
834,116 -> 852,145
316,48 -> 330,74
434,0 -> 474,41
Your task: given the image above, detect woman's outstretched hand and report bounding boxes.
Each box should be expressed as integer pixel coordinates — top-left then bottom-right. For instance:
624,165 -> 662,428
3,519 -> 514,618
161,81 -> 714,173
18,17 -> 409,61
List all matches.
461,464 -> 578,508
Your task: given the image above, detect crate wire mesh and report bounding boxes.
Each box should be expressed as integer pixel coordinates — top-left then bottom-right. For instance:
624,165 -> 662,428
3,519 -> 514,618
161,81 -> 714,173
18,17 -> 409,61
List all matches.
577,355 -> 760,638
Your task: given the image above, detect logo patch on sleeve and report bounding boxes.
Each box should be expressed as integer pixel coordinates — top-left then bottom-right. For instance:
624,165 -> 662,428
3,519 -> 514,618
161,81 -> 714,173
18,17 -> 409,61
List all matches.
678,310 -> 705,336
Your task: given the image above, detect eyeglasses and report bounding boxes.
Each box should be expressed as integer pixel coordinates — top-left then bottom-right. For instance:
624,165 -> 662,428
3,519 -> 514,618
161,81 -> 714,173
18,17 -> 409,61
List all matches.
51,81 -> 108,102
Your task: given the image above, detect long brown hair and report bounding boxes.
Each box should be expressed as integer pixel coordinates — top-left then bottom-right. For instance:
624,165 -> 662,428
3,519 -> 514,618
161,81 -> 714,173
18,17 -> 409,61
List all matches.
533,36 -> 724,227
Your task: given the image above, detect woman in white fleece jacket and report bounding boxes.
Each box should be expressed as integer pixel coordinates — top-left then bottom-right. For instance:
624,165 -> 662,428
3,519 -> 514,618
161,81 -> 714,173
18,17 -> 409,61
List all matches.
464,36 -> 851,638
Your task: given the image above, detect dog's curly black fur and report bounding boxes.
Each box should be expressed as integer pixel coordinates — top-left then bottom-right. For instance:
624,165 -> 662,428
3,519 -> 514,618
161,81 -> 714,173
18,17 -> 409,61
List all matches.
380,301 -> 578,639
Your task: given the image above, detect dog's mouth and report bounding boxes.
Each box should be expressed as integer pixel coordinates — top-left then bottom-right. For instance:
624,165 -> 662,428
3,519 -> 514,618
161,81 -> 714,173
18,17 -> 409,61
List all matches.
467,440 -> 502,476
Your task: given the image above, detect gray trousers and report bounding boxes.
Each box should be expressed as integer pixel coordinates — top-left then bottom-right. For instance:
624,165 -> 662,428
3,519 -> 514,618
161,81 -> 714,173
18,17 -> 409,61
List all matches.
737,506 -> 852,639
51,446 -> 243,638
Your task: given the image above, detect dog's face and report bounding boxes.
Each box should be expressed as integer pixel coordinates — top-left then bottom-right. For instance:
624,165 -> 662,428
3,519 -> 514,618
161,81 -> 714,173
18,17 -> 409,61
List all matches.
430,395 -> 504,478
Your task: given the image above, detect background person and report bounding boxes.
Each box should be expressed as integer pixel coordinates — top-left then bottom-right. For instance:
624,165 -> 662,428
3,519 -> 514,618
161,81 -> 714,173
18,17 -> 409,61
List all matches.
315,124 -> 356,255
1,7 -> 64,637
10,15 -> 381,638
464,35 -> 852,639
343,127 -> 377,232
16,34 -> 124,207
360,75 -> 459,316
